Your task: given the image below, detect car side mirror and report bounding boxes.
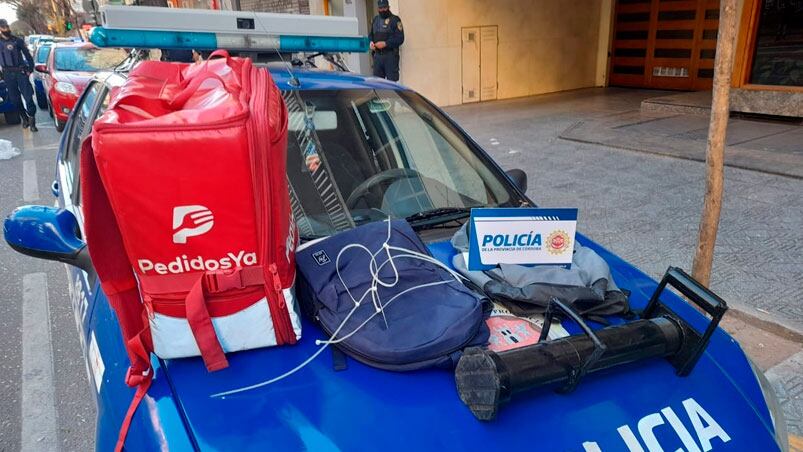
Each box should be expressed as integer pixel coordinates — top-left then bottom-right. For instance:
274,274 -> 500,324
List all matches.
506,169 -> 528,193
4,206 -> 92,272
34,64 -> 48,73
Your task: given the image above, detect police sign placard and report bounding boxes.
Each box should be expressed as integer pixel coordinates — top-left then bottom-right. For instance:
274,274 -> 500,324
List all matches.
468,208 -> 578,271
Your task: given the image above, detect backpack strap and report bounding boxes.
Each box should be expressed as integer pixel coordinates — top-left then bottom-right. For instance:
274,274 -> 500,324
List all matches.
138,266 -> 265,295
184,275 -> 229,371
81,137 -> 153,452
115,309 -> 153,452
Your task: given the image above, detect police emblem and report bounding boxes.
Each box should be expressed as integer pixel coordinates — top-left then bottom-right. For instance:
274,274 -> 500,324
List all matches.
546,230 -> 571,255
5,44 -> 13,51
384,18 -> 390,25
397,21 -> 403,31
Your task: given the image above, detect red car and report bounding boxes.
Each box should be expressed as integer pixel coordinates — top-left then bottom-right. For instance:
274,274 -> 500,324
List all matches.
37,42 -> 127,131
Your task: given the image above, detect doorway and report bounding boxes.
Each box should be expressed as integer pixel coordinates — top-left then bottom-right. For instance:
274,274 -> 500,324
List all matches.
609,0 -> 720,90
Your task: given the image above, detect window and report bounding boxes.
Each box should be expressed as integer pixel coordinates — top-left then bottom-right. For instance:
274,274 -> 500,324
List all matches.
749,0 -> 803,86
35,45 -> 51,65
284,89 -> 519,238
63,82 -> 107,205
54,47 -> 128,72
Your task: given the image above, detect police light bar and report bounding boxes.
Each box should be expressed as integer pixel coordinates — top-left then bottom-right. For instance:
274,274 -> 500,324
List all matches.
90,6 -> 368,53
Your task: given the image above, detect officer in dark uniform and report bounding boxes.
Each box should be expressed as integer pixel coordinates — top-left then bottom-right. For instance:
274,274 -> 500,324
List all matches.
0,18 -> 37,131
369,0 -> 404,82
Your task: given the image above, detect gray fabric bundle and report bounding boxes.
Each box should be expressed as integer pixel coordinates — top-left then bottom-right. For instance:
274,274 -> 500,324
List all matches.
451,223 -> 629,319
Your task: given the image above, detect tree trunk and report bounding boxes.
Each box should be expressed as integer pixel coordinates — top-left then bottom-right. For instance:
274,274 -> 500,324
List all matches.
691,0 -> 739,286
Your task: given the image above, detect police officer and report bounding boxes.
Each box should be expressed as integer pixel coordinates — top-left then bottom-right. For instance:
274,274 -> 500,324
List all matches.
369,0 -> 404,82
0,18 -> 37,132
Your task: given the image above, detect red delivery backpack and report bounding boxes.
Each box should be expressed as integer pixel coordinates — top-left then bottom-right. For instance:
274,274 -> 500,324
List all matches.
80,51 -> 300,450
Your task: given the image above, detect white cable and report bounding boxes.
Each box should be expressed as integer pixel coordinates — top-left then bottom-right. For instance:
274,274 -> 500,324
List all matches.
211,298 -> 363,397
315,280 -> 450,345
212,219 -> 463,397
385,245 -> 468,282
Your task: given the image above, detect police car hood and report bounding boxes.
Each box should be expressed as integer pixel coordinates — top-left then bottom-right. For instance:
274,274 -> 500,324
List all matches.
160,235 -> 781,451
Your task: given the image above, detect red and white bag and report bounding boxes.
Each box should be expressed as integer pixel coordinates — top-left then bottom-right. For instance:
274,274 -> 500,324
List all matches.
81,51 -> 300,450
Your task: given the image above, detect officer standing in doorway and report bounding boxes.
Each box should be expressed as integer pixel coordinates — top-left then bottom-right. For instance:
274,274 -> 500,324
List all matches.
369,0 -> 404,82
0,18 -> 37,131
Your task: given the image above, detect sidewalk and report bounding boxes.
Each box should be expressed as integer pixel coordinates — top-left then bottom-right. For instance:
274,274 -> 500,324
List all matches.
560,91 -> 803,179
766,351 -> 803,446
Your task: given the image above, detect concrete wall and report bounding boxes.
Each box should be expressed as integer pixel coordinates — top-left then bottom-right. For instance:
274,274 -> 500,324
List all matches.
395,0 -> 606,106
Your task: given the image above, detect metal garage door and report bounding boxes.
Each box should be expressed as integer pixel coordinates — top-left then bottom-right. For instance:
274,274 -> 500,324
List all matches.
609,0 -> 720,90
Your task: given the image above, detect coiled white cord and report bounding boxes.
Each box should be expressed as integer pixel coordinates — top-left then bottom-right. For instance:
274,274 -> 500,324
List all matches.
212,219 -> 464,397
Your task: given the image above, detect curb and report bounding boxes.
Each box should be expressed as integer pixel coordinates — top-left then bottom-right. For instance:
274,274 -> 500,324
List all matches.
727,306 -> 803,344
558,131 -> 803,181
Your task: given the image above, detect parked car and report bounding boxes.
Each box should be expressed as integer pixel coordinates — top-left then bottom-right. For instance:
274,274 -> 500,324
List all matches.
38,42 -> 127,132
24,34 -> 52,50
31,42 -> 52,109
28,35 -> 52,61
4,63 -> 789,451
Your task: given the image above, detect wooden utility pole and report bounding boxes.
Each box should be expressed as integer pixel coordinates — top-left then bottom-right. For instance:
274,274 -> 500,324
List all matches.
691,0 -> 739,286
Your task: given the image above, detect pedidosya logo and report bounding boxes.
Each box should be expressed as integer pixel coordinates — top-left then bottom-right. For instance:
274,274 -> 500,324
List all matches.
547,230 -> 571,255
172,205 -> 214,244
136,206 -> 259,275
481,231 -> 542,252
138,251 -> 257,275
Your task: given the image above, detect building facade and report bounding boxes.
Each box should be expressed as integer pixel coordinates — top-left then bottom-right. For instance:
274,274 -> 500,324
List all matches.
317,0 -> 801,116
389,0 -> 610,107
607,0 -> 801,116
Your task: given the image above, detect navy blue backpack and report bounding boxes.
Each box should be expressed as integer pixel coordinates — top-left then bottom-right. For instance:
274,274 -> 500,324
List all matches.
295,220 -> 489,371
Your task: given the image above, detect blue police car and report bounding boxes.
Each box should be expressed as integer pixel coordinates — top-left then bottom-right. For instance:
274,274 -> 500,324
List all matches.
2,26 -> 790,452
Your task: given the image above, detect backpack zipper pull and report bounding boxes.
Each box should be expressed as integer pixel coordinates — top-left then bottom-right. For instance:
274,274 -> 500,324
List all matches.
268,263 -> 296,345
268,263 -> 284,293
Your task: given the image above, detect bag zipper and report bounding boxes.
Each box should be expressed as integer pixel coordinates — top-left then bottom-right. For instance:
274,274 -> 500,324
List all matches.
94,112 -> 249,134
269,262 -> 294,341
248,65 -> 296,345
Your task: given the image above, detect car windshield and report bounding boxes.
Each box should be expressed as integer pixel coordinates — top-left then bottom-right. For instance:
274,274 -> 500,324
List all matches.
285,89 -> 519,238
54,47 -> 127,72
35,45 -> 51,64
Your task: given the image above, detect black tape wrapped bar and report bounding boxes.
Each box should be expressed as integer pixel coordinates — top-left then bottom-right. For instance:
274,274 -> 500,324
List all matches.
455,317 -> 684,420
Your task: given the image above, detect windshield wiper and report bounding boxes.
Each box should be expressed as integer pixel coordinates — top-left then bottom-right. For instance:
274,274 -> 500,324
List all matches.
405,207 -> 472,226
299,234 -> 326,243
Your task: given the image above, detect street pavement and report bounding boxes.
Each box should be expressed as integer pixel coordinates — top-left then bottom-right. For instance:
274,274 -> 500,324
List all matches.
0,111 -> 95,451
446,88 -> 803,442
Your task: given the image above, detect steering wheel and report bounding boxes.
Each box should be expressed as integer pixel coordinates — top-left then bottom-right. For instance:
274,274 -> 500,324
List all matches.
346,168 -> 423,210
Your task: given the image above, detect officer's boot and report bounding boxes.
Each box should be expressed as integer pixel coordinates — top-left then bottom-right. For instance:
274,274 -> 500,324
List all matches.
29,115 -> 38,132
21,112 -> 30,129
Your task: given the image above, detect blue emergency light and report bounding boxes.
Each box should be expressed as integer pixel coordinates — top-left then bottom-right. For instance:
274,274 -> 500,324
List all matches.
90,6 -> 369,53
90,27 -> 369,53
